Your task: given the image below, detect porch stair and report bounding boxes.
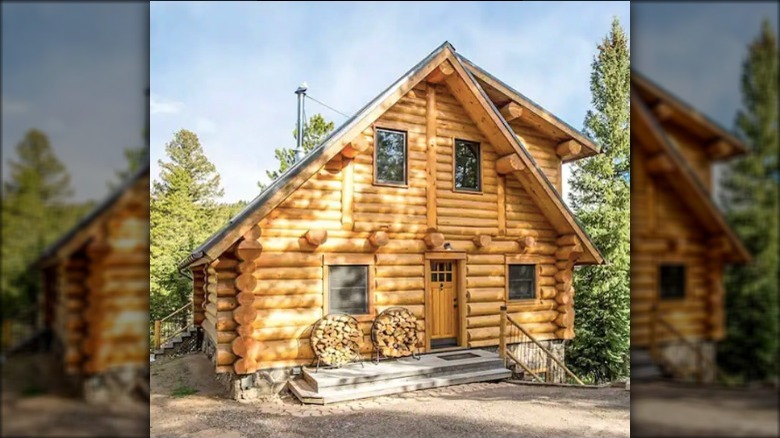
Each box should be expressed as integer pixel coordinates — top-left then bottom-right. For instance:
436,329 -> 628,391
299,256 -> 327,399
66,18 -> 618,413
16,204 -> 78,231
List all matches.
630,348 -> 664,380
150,325 -> 198,362
289,349 -> 511,404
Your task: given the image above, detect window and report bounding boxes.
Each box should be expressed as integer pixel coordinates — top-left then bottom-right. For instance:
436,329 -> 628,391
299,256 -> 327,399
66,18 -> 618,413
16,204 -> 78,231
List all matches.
454,139 -> 481,191
328,265 -> 369,314
374,128 -> 407,185
659,264 -> 685,299
508,264 -> 536,300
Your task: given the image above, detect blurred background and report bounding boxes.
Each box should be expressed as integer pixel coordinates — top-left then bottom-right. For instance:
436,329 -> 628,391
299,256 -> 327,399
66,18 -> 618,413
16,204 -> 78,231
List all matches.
631,2 -> 778,437
1,2 -> 149,436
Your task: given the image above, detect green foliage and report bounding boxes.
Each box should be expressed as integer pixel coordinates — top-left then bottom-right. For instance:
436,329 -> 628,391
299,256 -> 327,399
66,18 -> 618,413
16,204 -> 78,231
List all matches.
1,129 -> 89,316
171,384 -> 198,397
565,18 -> 631,383
718,20 -> 779,381
110,146 -> 148,190
150,129 -> 229,321
258,114 -> 334,188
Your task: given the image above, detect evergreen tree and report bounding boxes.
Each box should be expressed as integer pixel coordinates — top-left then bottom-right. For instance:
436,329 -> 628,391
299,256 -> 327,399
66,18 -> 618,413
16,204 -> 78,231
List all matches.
1,129 -> 76,314
150,129 -> 225,320
565,18 -> 631,383
258,114 -> 334,188
110,146 -> 148,189
718,20 -> 779,381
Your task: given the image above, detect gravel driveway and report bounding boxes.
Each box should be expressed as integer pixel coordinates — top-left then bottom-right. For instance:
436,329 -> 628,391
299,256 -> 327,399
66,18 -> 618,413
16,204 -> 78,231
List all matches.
151,353 -> 630,438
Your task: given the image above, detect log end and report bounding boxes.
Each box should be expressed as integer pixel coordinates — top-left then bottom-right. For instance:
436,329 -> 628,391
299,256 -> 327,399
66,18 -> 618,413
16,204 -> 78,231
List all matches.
304,229 -> 328,247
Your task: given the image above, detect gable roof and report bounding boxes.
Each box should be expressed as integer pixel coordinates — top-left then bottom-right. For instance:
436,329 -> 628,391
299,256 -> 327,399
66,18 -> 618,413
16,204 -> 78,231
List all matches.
458,54 -> 600,162
632,69 -> 748,160
179,42 -> 604,270
38,163 -> 150,266
631,87 -> 750,264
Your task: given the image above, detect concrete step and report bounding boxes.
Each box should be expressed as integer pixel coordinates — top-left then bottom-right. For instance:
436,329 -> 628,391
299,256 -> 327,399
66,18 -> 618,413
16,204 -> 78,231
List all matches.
290,367 -> 511,405
303,349 -> 503,392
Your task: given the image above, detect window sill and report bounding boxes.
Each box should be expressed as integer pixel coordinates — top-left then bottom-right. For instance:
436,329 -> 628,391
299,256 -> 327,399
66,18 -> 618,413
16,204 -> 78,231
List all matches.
453,188 -> 483,195
373,182 -> 408,189
506,298 -> 540,305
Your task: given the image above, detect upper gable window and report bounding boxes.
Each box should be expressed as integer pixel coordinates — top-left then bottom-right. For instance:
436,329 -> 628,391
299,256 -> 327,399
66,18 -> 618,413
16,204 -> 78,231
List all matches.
454,139 -> 481,191
374,128 -> 407,185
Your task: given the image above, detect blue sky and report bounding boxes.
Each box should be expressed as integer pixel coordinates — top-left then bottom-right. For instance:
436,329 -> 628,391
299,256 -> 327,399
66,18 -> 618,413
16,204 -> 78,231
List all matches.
633,2 -> 779,130
1,3 -> 148,202
151,2 -> 630,203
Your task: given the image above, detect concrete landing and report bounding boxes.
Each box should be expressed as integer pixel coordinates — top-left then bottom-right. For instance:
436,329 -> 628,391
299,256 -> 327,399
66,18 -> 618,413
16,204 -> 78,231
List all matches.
289,349 -> 511,404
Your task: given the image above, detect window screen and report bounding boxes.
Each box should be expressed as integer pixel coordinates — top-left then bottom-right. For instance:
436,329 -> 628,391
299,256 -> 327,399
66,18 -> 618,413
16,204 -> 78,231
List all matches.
375,129 -> 407,185
659,264 -> 685,299
508,264 -> 536,300
454,139 -> 481,191
329,265 -> 369,314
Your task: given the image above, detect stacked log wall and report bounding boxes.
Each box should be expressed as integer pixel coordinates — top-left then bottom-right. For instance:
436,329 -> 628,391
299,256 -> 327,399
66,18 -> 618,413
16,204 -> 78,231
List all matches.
212,81 -> 581,372
631,145 -> 719,346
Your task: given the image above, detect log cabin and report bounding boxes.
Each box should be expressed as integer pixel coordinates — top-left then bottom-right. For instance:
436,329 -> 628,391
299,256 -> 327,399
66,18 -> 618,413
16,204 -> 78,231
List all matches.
631,71 -> 750,381
179,42 -> 605,397
37,164 -> 150,401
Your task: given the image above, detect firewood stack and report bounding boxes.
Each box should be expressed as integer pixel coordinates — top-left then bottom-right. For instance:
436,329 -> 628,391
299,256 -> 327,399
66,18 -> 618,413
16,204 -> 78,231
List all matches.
372,307 -> 419,358
310,314 -> 362,366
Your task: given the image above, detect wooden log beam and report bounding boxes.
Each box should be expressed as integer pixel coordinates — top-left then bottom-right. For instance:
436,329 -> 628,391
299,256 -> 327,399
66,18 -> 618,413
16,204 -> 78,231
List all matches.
426,84 -> 438,229
236,238 -> 263,262
556,234 -> 579,246
342,136 -> 369,158
707,139 -> 731,158
652,102 -> 674,122
646,153 -> 674,174
303,229 -> 328,246
518,236 -> 536,252
473,234 -> 492,249
496,154 -> 525,175
497,176 -> 506,235
669,237 -> 688,254
368,230 -> 389,248
341,158 -> 354,230
424,230 -> 445,249
499,102 -> 523,122
556,140 -> 582,158
709,235 -> 731,255
555,243 -> 582,261
426,60 -> 454,84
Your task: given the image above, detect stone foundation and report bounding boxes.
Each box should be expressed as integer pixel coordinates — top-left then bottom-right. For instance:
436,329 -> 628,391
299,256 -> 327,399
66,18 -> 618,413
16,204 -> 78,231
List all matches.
658,341 -> 716,382
83,364 -> 150,404
503,340 -> 567,383
219,367 -> 298,401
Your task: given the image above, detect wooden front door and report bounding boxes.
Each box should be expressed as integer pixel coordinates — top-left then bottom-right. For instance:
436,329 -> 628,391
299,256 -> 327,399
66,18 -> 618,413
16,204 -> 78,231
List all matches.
430,261 -> 458,347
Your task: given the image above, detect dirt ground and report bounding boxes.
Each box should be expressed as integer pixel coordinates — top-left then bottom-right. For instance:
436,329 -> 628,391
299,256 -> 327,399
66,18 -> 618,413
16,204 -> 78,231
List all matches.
1,353 -> 149,437
150,353 -> 630,438
631,380 -> 779,437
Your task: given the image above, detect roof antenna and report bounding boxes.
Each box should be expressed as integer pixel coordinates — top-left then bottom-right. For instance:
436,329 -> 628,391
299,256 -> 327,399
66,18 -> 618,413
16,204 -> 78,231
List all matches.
294,82 -> 308,162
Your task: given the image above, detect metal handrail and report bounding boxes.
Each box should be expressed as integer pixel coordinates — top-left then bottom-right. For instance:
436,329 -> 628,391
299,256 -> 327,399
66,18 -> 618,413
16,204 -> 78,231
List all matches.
500,306 -> 585,385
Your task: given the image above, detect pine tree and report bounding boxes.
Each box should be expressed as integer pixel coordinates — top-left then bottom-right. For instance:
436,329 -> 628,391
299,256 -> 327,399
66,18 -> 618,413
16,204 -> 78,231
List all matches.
258,114 -> 334,188
565,18 -> 631,383
718,20 -> 779,381
150,129 -> 225,320
1,129 -> 76,314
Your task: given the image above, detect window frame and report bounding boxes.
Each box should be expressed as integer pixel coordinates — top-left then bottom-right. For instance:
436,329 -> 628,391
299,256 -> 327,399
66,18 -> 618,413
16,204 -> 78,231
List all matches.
452,138 -> 483,194
373,127 -> 408,187
505,255 -> 540,303
323,254 -> 375,321
658,262 -> 687,301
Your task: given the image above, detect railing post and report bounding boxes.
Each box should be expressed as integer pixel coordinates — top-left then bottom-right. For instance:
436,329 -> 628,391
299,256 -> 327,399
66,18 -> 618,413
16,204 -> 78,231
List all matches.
650,304 -> 657,361
154,320 -> 161,350
499,305 -> 507,367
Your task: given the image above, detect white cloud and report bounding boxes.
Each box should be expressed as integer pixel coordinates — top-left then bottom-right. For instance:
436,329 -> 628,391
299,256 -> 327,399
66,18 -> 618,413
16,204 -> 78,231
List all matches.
150,94 -> 185,115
